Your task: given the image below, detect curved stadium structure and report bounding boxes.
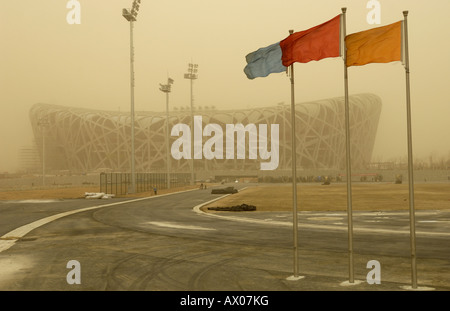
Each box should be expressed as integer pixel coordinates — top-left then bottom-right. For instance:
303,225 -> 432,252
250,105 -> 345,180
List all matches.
29,93 -> 381,174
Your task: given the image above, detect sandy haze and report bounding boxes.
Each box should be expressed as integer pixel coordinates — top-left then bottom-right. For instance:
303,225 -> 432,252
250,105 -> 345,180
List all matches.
1,1 -> 449,172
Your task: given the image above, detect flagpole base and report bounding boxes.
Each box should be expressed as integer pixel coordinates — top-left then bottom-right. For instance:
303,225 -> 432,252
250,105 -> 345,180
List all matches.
400,285 -> 435,291
340,280 -> 364,287
286,275 -> 305,281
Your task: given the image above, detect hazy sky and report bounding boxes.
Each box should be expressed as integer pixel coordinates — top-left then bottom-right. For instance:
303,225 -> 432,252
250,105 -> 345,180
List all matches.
1,0 -> 449,172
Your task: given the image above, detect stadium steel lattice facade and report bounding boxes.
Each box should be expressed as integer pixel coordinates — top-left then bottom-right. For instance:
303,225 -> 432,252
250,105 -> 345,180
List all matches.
29,93 -> 381,175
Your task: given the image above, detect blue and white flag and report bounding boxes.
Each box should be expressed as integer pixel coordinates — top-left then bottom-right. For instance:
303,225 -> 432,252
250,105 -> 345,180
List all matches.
244,42 -> 286,79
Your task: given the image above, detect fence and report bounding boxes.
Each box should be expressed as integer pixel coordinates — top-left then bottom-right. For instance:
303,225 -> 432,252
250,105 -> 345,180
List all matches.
100,172 -> 191,196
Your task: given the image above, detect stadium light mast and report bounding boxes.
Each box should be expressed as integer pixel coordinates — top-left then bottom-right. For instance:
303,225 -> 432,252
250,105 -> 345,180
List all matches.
122,0 -> 140,193
37,117 -> 49,187
159,77 -> 174,189
184,63 -> 198,185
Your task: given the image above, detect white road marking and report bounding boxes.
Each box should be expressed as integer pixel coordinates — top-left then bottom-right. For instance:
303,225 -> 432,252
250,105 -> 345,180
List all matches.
145,221 -> 216,231
9,200 -> 60,204
307,216 -> 343,221
193,203 -> 450,237
0,188 -> 198,253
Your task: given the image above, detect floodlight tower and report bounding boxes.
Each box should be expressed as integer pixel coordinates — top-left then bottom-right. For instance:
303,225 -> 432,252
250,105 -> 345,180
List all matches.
159,78 -> 174,189
122,0 -> 140,193
184,63 -> 198,185
37,117 -> 49,186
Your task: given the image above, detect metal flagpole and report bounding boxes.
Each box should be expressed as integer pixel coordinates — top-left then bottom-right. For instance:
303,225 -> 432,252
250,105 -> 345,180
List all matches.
159,77 -> 174,190
341,7 -> 355,284
184,63 -> 198,186
122,2 -> 140,194
286,29 -> 303,281
42,122 -> 46,187
129,19 -> 136,194
190,76 -> 194,185
402,10 -> 418,289
166,87 -> 171,189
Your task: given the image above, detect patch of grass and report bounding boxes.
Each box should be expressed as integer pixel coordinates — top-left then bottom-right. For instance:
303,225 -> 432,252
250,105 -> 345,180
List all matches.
203,182 -> 450,212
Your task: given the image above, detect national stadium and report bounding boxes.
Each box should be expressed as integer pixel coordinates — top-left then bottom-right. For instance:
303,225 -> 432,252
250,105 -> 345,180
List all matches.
29,93 -> 381,177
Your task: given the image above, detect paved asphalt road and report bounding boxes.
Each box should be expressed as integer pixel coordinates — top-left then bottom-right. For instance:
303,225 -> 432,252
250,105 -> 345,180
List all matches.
0,183 -> 449,292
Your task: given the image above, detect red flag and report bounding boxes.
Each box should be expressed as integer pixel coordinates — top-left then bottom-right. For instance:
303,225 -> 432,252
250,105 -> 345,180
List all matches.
280,15 -> 341,67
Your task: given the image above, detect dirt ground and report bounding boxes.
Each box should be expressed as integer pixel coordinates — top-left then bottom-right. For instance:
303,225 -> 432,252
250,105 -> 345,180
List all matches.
0,185 -> 202,201
1,182 -> 449,212
203,182 -> 450,212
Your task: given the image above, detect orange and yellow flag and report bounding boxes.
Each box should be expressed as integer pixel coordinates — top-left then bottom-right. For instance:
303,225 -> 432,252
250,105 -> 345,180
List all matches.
345,21 -> 402,67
